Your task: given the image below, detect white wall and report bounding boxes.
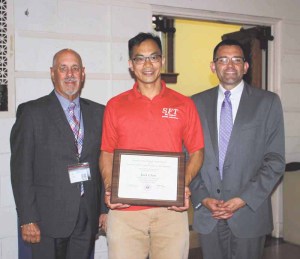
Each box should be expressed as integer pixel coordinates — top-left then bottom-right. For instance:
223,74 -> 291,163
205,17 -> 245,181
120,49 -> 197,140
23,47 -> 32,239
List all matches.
1,0 -> 300,258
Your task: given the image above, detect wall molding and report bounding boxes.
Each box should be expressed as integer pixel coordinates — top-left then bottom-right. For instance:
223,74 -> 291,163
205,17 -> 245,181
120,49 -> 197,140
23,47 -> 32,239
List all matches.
14,71 -> 131,81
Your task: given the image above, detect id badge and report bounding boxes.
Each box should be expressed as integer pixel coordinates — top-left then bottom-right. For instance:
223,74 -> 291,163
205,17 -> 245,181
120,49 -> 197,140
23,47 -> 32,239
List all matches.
68,162 -> 91,184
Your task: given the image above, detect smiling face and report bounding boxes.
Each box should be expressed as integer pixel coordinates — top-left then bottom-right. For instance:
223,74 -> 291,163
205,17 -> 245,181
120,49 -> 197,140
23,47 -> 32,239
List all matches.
50,49 -> 85,101
128,39 -> 165,89
210,45 -> 249,90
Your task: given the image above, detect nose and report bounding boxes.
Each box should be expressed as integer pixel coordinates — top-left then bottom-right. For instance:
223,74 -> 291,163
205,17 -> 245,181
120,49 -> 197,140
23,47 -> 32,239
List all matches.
227,59 -> 235,66
143,57 -> 153,66
66,68 -> 74,76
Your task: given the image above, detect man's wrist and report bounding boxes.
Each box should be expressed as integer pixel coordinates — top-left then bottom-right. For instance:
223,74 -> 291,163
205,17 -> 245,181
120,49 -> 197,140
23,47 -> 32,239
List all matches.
105,186 -> 111,192
21,222 -> 34,228
104,180 -> 111,192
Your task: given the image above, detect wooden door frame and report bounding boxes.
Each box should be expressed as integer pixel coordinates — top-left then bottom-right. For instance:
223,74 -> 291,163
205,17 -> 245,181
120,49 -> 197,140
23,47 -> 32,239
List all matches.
222,26 -> 273,90
152,5 -> 282,96
152,5 -> 283,238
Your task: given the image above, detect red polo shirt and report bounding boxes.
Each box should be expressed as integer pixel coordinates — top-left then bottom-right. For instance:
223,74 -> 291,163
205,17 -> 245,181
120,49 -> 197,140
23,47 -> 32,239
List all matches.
101,81 -> 204,210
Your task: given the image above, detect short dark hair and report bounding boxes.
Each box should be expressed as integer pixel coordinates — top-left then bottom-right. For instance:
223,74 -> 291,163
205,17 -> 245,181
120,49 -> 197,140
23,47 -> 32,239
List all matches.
128,32 -> 162,58
213,39 -> 245,60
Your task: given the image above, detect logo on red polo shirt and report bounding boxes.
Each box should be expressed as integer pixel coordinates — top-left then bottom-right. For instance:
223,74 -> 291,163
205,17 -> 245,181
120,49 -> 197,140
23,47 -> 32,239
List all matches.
162,108 -> 179,119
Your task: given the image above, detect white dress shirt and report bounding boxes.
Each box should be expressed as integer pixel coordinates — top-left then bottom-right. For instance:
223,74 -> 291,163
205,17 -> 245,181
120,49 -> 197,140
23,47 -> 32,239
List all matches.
217,81 -> 244,143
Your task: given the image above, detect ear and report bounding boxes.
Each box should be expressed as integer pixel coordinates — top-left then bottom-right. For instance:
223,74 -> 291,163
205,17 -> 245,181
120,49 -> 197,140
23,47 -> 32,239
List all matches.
81,67 -> 86,82
161,56 -> 166,67
128,60 -> 134,72
243,61 -> 249,75
50,67 -> 55,83
210,61 -> 216,73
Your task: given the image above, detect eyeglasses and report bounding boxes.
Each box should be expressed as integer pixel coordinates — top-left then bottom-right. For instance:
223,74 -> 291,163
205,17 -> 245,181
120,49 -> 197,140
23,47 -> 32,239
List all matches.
57,65 -> 82,74
213,56 -> 245,65
132,54 -> 162,65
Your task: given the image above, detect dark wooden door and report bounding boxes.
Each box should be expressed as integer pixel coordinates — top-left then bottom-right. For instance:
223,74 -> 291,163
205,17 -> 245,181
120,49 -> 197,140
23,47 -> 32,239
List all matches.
222,26 -> 273,90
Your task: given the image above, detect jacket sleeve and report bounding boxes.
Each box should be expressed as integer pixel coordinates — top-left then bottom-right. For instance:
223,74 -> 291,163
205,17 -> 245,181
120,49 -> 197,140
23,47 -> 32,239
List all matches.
190,171 -> 210,210
10,103 -> 40,225
239,94 -> 285,211
100,178 -> 109,214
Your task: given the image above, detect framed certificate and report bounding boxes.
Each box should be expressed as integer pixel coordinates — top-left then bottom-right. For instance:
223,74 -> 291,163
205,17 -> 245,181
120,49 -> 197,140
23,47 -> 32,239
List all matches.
111,149 -> 186,207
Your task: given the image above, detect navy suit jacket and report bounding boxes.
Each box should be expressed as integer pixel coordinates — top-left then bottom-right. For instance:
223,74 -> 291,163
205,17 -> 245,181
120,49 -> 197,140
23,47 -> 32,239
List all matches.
11,91 -> 105,238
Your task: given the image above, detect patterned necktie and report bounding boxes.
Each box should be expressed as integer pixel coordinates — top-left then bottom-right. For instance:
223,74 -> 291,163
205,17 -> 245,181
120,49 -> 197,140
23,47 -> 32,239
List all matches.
67,102 -> 84,195
219,91 -> 233,179
67,102 -> 83,154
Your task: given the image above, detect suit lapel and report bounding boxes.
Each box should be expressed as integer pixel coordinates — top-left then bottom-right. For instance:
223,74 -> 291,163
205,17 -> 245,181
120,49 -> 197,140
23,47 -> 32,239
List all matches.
46,91 -> 77,154
225,83 -> 253,160
80,99 -> 92,159
46,93 -> 96,159
206,87 -> 219,162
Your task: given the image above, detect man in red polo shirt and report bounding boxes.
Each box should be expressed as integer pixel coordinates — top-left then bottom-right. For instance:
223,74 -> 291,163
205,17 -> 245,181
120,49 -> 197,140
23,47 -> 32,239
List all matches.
100,32 -> 204,259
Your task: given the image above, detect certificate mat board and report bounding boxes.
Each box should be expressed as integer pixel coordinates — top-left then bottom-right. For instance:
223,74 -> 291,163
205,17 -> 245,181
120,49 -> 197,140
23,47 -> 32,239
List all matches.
111,149 -> 186,207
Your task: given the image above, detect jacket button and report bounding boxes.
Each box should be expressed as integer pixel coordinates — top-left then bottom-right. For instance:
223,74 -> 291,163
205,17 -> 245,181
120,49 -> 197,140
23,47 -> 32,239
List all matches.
217,189 -> 220,193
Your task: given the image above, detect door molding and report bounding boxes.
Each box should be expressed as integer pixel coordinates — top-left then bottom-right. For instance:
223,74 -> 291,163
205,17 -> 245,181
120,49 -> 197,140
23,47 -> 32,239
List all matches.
152,5 -> 283,238
152,5 -> 282,96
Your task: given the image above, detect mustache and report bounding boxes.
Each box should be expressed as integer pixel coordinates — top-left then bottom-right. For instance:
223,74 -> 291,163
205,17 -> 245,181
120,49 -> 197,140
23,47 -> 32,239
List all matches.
64,77 -> 78,83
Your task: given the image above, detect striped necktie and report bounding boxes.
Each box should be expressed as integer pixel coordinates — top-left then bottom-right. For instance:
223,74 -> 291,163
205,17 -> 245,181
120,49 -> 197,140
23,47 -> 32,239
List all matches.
67,102 -> 83,154
67,102 -> 84,195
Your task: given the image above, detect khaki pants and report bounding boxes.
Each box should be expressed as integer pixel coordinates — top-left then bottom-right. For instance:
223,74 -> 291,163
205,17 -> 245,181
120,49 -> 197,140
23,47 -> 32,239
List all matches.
107,208 -> 189,259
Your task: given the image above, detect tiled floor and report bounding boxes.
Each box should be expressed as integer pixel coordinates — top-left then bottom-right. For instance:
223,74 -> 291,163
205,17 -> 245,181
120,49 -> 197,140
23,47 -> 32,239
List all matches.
188,233 -> 300,259
262,236 -> 300,259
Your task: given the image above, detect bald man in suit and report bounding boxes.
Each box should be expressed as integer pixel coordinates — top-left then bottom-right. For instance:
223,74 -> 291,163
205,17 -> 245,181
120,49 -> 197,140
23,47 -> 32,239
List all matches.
190,39 -> 285,259
11,49 -> 106,259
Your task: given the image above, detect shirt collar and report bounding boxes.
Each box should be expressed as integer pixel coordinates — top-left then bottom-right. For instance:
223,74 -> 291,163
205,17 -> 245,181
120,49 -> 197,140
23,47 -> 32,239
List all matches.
130,80 -> 167,100
218,80 -> 244,98
55,91 -> 80,110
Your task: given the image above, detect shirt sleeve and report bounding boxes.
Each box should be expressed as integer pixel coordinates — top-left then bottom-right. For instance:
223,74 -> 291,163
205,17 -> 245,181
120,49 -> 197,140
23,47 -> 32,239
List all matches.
101,100 -> 118,153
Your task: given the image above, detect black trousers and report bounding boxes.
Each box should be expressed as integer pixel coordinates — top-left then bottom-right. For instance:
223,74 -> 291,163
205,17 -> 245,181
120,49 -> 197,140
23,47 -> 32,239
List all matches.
31,198 -> 95,259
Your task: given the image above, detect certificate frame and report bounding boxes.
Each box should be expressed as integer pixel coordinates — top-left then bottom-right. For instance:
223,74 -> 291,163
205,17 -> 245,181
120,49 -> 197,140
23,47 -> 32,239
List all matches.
111,149 -> 186,207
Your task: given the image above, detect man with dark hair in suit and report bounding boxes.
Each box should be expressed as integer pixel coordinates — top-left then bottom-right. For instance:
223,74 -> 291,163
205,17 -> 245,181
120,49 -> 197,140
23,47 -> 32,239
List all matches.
11,49 -> 106,259
190,39 -> 285,259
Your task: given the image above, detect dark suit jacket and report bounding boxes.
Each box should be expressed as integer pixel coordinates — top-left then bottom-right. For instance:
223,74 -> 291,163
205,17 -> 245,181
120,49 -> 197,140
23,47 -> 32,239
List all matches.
190,83 -> 285,238
11,91 -> 105,238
